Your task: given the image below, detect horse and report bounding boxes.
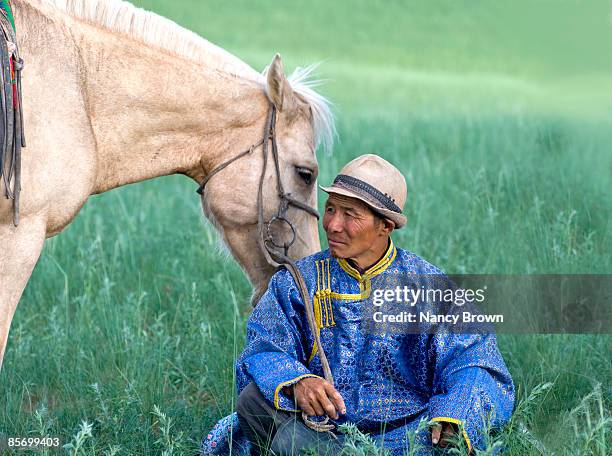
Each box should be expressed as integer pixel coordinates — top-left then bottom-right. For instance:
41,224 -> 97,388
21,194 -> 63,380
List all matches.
0,0 -> 335,371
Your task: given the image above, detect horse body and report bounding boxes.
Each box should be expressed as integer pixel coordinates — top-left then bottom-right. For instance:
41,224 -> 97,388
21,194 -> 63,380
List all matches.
0,0 -> 332,370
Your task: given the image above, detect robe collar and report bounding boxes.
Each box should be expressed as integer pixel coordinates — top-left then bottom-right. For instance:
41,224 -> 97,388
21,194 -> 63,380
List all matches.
337,238 -> 397,281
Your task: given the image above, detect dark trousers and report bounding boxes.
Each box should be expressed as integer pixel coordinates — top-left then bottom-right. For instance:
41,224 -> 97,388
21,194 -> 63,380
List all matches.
236,382 -> 344,456
236,382 -> 293,452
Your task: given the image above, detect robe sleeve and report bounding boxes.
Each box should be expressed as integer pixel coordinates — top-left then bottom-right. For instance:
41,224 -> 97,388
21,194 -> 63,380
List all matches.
427,332 -> 515,453
235,268 -> 321,412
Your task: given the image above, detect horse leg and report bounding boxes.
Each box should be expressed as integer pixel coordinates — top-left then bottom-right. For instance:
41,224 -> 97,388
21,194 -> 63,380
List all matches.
0,217 -> 46,371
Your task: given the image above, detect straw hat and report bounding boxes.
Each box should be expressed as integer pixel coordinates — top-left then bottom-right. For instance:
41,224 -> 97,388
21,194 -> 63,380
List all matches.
320,154 -> 407,228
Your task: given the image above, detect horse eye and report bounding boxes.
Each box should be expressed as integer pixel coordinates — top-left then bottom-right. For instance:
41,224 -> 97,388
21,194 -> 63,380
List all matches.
295,166 -> 314,185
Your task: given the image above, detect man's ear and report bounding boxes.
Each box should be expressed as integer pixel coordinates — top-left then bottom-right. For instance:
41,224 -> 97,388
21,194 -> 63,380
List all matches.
265,53 -> 297,113
382,219 -> 395,235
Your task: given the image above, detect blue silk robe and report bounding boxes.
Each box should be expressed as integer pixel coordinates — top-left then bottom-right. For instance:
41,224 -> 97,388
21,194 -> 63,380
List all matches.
201,240 -> 514,455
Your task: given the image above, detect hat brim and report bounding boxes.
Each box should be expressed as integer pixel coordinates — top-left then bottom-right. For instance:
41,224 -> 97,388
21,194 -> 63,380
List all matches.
320,184 -> 407,229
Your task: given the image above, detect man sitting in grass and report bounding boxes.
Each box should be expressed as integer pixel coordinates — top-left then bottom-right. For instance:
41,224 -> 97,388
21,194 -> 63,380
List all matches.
201,154 -> 514,455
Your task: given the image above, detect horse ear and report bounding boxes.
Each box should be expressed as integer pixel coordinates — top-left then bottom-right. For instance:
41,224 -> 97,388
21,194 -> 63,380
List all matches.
266,53 -> 296,112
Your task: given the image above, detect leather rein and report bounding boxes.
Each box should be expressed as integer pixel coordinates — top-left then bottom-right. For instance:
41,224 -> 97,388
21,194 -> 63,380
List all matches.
0,6 -> 25,227
196,103 -> 336,433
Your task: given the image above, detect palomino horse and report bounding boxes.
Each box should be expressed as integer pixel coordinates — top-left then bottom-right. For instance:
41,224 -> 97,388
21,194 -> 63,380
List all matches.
0,0 -> 334,370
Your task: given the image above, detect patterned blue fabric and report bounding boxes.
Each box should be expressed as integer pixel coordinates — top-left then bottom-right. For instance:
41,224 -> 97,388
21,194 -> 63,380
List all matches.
200,412 -> 251,456
201,240 -> 514,455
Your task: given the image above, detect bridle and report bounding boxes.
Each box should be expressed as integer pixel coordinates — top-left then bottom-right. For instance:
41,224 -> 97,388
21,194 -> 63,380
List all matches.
196,103 -> 319,266
196,102 -> 336,433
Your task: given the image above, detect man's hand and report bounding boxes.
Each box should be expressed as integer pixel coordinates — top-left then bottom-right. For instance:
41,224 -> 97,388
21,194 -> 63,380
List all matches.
430,422 -> 458,447
288,377 -> 346,419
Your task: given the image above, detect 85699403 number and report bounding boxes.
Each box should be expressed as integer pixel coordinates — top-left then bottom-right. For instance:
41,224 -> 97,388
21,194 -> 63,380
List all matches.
6,436 -> 61,449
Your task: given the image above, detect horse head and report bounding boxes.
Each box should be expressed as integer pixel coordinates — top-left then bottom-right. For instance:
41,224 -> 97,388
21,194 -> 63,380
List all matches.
200,54 -> 334,306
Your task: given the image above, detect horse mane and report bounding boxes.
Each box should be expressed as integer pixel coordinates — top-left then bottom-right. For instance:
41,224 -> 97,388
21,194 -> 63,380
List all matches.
42,0 -> 259,79
284,64 -> 336,153
41,0 -> 335,151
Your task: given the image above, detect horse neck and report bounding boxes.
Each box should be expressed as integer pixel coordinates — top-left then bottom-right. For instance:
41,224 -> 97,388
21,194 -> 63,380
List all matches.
66,16 -> 269,194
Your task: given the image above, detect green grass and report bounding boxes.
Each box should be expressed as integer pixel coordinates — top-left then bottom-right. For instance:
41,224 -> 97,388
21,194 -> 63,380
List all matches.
1,0 -> 611,454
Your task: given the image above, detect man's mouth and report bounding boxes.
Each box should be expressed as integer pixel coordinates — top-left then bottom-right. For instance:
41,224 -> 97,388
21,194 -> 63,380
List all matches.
327,238 -> 345,247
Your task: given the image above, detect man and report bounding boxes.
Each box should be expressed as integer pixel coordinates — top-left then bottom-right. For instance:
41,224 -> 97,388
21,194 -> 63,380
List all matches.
201,154 -> 514,455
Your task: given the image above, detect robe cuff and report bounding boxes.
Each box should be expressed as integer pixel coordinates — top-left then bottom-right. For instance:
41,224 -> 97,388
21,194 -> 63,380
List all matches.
245,352 -> 321,412
274,373 -> 323,412
430,416 -> 472,454
428,365 -> 513,452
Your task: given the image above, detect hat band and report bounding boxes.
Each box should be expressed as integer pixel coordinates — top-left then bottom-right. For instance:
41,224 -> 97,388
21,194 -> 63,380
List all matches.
333,174 -> 402,213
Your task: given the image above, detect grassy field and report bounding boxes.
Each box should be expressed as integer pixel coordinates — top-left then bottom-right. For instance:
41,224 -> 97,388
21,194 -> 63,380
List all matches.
1,1 -> 611,454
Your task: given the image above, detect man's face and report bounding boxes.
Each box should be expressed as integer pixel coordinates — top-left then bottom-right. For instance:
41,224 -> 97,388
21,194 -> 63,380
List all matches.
322,194 -> 381,259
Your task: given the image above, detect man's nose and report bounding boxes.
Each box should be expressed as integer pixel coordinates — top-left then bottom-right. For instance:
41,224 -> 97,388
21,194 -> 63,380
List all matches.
326,214 -> 343,233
